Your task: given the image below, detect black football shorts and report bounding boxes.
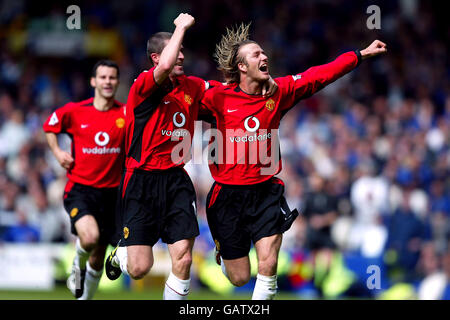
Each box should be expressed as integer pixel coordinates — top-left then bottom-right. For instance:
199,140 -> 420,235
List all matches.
117,167 -> 199,247
205,177 -> 299,260
63,181 -> 119,246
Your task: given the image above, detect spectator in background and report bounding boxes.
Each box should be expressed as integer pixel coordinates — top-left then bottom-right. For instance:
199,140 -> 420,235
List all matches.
416,242 -> 445,300
347,163 -> 390,257
301,172 -> 338,294
1,208 -> 40,243
384,191 -> 432,282
0,178 -> 22,237
441,248 -> 450,299
0,109 -> 30,158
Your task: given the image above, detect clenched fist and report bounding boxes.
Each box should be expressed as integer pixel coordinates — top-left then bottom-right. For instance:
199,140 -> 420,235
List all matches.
360,40 -> 387,59
56,149 -> 74,170
174,13 -> 195,31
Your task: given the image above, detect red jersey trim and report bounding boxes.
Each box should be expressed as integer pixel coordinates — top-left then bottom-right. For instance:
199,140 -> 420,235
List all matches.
270,177 -> 285,186
64,180 -> 75,197
121,170 -> 134,198
208,183 -> 223,208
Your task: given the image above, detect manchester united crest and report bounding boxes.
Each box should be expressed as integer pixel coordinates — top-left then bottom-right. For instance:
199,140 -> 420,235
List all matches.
184,94 -> 193,105
116,117 -> 125,128
265,99 -> 275,111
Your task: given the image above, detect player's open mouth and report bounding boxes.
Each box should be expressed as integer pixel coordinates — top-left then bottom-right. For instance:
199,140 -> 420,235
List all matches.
259,64 -> 268,73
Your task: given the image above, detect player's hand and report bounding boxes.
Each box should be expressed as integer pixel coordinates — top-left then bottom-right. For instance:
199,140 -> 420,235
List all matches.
174,13 -> 195,31
360,40 -> 387,60
262,76 -> 278,98
56,150 -> 74,170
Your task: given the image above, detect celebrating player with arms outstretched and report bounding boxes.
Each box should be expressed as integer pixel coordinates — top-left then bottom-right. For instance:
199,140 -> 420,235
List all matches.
201,23 -> 387,300
43,60 -> 125,300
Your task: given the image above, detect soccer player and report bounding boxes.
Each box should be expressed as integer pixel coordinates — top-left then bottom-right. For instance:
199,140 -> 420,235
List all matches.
43,60 -> 125,300
200,23 -> 387,300
104,13 -> 205,300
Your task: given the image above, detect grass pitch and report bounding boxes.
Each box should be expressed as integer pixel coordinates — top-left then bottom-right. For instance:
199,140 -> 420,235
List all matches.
0,285 -> 300,300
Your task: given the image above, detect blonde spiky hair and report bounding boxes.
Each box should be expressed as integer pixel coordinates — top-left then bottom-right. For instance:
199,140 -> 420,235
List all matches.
214,22 -> 256,84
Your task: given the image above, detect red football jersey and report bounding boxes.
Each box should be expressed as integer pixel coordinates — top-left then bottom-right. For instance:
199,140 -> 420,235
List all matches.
201,51 -> 360,185
124,67 -> 208,171
43,97 -> 126,188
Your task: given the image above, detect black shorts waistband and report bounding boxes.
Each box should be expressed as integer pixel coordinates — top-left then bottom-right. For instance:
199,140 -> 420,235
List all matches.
216,176 -> 278,189
127,166 -> 185,176
70,181 -> 118,192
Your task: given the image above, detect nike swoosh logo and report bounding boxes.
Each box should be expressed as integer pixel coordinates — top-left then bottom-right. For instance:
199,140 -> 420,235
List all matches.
164,101 -> 170,105
227,109 -> 238,113
81,124 -> 89,128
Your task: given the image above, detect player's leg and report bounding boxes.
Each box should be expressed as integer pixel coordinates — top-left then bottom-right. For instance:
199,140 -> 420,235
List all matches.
162,169 -> 201,300
106,170 -> 157,280
221,256 -> 252,287
78,244 -> 107,300
205,182 -> 253,287
164,238 -> 195,300
107,243 -> 154,280
126,245 -> 154,279
252,233 -> 282,300
67,214 -> 100,298
75,215 -> 100,265
168,238 -> 194,279
249,178 -> 297,300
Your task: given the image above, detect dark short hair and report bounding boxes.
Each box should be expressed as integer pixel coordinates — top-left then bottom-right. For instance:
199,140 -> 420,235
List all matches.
146,32 -> 172,65
91,60 -> 120,77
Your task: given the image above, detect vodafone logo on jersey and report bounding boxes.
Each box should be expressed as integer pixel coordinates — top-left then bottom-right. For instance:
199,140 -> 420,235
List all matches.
94,132 -> 110,146
244,116 -> 260,132
82,131 -> 121,155
161,112 -> 188,137
173,112 -> 186,128
228,116 -> 273,143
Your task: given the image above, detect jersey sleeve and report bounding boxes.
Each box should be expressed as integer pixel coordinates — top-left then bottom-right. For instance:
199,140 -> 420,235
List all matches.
131,66 -> 159,98
199,80 -> 224,115
42,103 -> 74,134
277,51 -> 361,110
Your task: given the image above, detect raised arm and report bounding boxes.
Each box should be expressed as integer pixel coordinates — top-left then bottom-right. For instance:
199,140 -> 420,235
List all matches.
280,40 -> 387,106
153,13 -> 195,85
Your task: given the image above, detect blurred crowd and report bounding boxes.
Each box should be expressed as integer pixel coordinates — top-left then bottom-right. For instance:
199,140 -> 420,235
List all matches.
0,0 -> 449,299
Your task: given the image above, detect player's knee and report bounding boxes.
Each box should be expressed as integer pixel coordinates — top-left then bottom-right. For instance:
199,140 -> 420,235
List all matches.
229,273 -> 250,287
79,232 -> 99,251
128,262 -> 152,280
